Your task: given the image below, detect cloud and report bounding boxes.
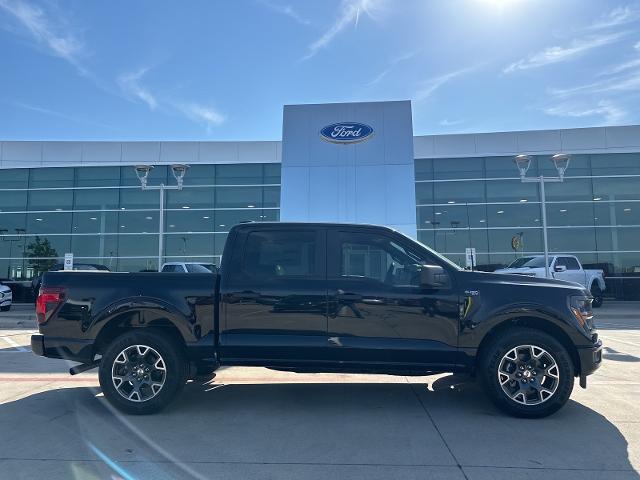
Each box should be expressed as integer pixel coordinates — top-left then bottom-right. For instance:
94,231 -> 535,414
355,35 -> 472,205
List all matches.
178,103 -> 226,130
503,32 -> 628,73
550,70 -> 640,97
259,0 -> 309,25
301,0 -> 384,60
365,50 -> 418,87
117,68 -> 225,130
117,68 -> 158,110
414,67 -> 475,101
598,57 -> 640,76
11,101 -> 120,130
636,40 -> 640,50
586,4 -> 640,30
543,100 -> 627,125
0,0 -> 86,73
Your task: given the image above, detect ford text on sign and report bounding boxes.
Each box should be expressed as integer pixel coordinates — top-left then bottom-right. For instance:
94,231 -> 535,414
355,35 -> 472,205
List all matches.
320,122 -> 374,144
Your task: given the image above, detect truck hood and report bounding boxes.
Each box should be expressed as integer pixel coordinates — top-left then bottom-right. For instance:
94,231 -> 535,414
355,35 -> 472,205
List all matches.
460,270 -> 586,292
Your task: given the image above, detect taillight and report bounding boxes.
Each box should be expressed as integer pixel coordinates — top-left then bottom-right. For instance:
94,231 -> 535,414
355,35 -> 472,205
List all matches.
36,287 -> 65,324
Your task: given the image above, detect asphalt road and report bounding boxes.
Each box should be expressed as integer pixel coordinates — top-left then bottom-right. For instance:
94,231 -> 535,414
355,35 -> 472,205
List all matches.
0,304 -> 639,479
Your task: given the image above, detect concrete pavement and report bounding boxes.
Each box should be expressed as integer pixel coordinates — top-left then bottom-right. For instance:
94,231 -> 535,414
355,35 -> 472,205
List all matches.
0,306 -> 639,479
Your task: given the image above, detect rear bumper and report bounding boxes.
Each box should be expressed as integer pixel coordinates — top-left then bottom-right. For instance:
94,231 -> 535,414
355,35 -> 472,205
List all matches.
30,334 -> 93,362
31,334 -> 44,356
578,338 -> 603,387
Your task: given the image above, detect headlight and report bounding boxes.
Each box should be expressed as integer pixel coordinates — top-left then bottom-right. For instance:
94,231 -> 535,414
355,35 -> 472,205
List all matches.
570,296 -> 594,330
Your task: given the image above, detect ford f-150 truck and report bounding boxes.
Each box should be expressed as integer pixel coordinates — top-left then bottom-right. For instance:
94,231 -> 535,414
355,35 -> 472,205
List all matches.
31,222 -> 602,418
494,255 -> 606,308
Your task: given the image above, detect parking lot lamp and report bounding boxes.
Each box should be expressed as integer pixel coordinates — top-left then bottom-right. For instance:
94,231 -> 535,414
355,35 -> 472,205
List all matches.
514,154 -> 570,278
133,165 -> 190,271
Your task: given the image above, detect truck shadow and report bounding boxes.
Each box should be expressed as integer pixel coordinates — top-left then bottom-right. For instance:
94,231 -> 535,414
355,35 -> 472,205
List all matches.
0,376 -> 637,478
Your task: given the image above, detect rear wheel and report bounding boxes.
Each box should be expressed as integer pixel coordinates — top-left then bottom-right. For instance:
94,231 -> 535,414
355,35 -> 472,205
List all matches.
480,328 -> 574,418
591,284 -> 603,308
99,330 -> 188,414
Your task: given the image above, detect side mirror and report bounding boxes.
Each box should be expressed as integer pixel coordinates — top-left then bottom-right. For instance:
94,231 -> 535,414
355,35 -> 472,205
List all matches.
554,265 -> 567,273
420,265 -> 449,289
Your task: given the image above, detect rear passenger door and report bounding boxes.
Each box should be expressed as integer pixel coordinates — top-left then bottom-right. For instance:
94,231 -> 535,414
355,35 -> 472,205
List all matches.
219,227 -> 328,364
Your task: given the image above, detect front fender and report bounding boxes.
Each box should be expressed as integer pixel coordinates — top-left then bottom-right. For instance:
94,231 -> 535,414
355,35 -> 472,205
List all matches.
460,300 -> 590,350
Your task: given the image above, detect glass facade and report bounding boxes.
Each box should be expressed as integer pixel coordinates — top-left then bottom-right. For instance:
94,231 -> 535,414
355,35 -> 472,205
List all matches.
415,153 -> 640,300
0,163 -> 280,278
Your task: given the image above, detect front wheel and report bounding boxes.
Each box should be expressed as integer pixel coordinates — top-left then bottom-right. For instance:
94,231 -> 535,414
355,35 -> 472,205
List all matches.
480,328 -> 574,418
98,330 -> 189,415
0,305 -> 10,312
591,285 -> 603,308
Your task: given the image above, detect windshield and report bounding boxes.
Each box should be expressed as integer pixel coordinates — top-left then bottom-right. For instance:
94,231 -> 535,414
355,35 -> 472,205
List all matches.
507,257 -> 535,268
186,264 -> 215,273
520,256 -> 553,268
399,230 -> 462,270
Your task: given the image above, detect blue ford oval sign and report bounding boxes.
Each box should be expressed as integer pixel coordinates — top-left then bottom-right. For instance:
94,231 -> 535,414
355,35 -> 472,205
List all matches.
320,122 -> 374,144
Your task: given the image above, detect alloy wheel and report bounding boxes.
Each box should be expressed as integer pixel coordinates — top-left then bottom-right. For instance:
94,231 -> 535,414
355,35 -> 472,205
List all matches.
112,344 -> 167,402
497,344 -> 559,405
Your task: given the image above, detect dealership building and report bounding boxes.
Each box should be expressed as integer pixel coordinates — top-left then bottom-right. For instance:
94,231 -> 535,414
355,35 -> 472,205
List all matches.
1,100 -> 640,299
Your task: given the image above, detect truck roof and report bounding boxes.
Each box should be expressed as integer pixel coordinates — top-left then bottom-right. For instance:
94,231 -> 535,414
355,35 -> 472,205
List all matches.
230,221 -> 399,232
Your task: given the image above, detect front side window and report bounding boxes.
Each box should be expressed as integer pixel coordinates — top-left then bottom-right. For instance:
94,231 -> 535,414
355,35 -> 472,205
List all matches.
563,257 -> 580,270
243,230 -> 316,279
339,232 -> 429,287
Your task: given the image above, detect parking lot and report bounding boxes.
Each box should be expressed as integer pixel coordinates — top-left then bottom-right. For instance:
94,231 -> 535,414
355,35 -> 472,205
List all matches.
1,303 -> 639,480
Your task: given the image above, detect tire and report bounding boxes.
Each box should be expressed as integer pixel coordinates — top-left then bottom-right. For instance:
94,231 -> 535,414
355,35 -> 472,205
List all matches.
0,305 -> 10,312
591,284 -> 603,308
479,328 -> 574,418
98,330 -> 189,415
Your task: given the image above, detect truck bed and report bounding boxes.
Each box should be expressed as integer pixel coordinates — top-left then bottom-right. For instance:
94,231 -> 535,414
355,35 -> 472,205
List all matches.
36,271 -> 217,362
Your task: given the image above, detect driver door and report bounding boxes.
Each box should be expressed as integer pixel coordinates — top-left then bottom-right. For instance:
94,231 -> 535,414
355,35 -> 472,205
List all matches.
326,228 -> 460,369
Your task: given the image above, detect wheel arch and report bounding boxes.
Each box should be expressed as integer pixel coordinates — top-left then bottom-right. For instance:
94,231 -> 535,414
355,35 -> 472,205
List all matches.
92,299 -> 192,357
476,316 -> 581,375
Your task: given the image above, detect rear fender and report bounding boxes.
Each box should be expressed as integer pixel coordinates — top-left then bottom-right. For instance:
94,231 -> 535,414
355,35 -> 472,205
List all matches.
90,296 -> 196,345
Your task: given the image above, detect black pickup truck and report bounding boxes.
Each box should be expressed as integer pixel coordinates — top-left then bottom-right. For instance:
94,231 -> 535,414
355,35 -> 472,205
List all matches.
31,222 -> 602,417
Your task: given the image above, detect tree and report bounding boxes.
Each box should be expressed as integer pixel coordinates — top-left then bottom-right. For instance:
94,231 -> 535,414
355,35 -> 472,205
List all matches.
25,236 -> 58,276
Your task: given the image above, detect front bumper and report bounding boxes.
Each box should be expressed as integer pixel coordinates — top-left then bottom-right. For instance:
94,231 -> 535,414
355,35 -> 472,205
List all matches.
578,338 -> 603,388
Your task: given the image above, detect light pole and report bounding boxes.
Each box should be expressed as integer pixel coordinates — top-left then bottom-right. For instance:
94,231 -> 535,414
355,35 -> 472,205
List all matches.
134,164 -> 189,271
514,154 -> 570,278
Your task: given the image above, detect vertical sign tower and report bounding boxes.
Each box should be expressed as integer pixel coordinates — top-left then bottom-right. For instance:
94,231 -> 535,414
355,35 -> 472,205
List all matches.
279,100 -> 417,238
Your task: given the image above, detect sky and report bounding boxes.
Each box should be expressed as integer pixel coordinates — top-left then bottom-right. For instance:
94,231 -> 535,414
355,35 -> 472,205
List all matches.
1,0 -> 639,141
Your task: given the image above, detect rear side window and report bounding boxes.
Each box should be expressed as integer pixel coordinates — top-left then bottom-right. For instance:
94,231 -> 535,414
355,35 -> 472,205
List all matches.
162,265 -> 182,273
243,230 -> 317,279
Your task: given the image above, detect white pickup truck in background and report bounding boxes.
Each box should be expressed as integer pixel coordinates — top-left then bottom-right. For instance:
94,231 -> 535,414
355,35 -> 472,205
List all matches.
494,255 -> 606,307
